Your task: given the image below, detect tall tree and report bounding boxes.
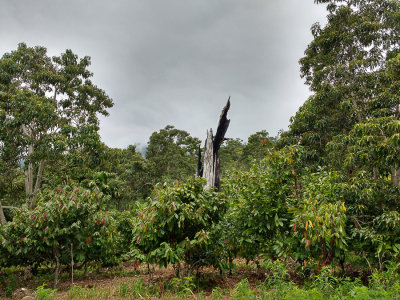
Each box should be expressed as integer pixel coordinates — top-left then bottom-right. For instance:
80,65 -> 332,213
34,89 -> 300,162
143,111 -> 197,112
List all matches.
242,130 -> 275,166
146,125 -> 201,184
0,43 -> 113,209
99,145 -> 154,207
219,138 -> 244,176
279,0 -> 400,166
219,131 -> 275,176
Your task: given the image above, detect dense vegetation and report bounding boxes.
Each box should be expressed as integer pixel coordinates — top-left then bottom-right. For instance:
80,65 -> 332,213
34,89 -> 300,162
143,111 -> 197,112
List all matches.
1,0 -> 400,298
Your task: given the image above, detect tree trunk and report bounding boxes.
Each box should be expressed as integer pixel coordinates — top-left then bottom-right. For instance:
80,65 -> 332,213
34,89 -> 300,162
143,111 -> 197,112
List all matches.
391,167 -> 400,186
0,200 -> 6,225
24,145 -> 34,205
26,159 -> 44,209
373,167 -> 379,180
53,245 -> 61,289
203,129 -> 215,190
21,125 -> 45,208
201,98 -> 230,190
196,146 -> 203,177
214,156 -> 221,191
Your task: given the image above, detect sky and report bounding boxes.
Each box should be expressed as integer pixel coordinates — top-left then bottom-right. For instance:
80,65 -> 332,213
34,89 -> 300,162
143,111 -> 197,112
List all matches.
0,1 -> 327,149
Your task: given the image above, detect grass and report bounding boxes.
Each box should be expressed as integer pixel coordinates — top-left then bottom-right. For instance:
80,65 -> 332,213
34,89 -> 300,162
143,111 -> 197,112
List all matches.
2,259 -> 400,299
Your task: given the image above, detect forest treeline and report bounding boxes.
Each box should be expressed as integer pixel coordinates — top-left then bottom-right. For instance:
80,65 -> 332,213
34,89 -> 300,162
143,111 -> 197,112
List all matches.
1,0 -> 400,295
0,114 -> 276,211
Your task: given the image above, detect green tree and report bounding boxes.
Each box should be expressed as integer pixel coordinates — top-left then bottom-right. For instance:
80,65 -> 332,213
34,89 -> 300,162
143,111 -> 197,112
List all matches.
146,125 -> 201,184
131,177 -> 227,275
0,185 -> 121,287
242,130 -> 275,167
219,131 -> 275,177
98,145 -> 154,208
218,138 -> 244,176
223,146 -> 303,262
279,0 -> 400,166
0,43 -> 113,209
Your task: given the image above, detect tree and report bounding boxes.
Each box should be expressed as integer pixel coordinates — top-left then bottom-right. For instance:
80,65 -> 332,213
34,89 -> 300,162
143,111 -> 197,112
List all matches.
218,131 -> 276,176
0,139 -> 24,224
223,146 -> 303,262
0,186 -> 121,287
279,0 -> 400,166
242,130 -> 275,167
218,138 -> 244,176
201,99 -> 231,190
0,43 -> 113,209
327,117 -> 400,184
98,145 -> 154,208
131,177 -> 227,276
146,125 -> 201,184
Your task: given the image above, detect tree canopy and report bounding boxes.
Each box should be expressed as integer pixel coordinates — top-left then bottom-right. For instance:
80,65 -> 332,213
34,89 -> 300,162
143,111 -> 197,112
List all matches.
0,43 -> 113,209
280,0 -> 400,167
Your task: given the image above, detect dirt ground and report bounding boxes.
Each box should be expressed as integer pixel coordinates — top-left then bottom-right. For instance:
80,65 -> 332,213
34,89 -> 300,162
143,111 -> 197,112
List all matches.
0,259 -> 267,299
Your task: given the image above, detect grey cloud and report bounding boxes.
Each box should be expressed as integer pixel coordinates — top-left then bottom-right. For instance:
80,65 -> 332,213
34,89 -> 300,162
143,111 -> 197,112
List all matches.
0,0 -> 327,148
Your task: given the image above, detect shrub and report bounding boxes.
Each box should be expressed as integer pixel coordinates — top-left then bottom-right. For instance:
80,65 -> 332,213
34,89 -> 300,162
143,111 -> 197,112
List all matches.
289,170 -> 347,270
35,284 -> 56,300
131,177 -> 227,276
231,279 -> 257,300
113,209 -> 134,257
223,146 -> 302,262
0,185 -> 121,285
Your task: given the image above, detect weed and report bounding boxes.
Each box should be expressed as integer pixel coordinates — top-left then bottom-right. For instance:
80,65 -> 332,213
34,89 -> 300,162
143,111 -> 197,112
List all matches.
231,278 -> 257,300
67,285 -> 111,300
263,259 -> 289,287
35,284 -> 57,300
210,286 -> 225,299
4,273 -> 18,298
118,281 -> 130,297
116,277 -> 160,298
171,276 -> 196,297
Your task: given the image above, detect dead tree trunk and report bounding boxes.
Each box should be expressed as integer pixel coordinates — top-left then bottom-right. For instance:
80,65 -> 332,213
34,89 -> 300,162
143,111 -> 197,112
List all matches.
203,129 -> 216,190
196,145 -> 203,178
200,98 -> 230,191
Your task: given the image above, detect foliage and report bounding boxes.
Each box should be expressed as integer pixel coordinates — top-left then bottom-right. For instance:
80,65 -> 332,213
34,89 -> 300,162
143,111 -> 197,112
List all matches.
67,285 -> 113,300
222,146 -> 303,261
131,177 -> 227,275
231,278 -> 257,300
170,276 -> 196,296
219,131 -> 276,177
117,278 -> 159,299
242,130 -> 275,167
219,138 -> 245,176
328,117 -> 400,180
0,185 -> 121,270
35,284 -> 56,300
279,0 -> 400,167
354,209 -> 400,269
146,125 -> 201,185
263,259 -> 289,288
113,210 -> 135,256
99,145 -> 154,206
2,0 -> 400,292
290,171 -> 348,267
4,271 -> 17,298
0,43 -> 113,208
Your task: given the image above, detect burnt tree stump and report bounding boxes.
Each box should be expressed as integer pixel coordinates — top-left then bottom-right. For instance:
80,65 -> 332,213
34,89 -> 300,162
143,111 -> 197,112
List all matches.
198,98 -> 230,190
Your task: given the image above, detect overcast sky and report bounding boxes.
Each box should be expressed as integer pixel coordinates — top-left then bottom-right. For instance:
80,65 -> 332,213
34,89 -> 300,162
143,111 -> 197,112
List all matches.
0,1 -> 327,148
